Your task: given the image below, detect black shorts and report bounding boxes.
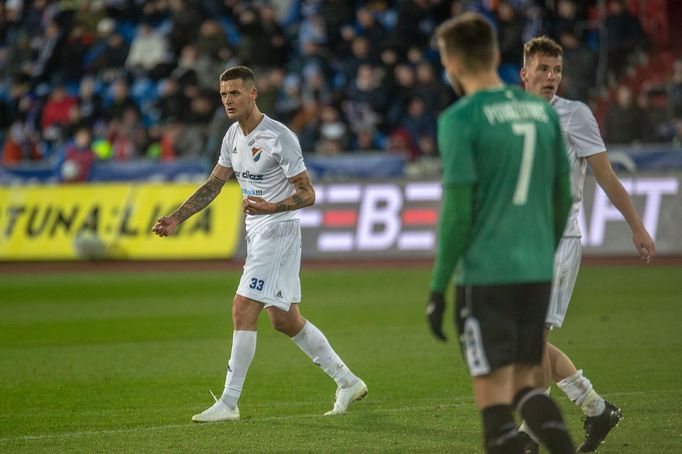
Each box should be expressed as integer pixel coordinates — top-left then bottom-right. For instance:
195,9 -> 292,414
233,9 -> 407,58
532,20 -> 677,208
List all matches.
455,282 -> 551,377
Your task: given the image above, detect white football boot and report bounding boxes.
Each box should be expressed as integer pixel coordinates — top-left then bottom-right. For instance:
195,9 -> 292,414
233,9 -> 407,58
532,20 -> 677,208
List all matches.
192,399 -> 240,422
324,379 -> 368,416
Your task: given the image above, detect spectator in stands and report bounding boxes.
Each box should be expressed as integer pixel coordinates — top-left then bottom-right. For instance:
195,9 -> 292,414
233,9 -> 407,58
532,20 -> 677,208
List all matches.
605,0 -> 647,80
288,100 -> 319,154
77,76 -> 105,127
559,31 -> 595,102
64,103 -> 88,139
321,0 -> 356,57
2,78 -> 31,129
378,45 -> 400,84
386,128 -> 418,160
22,0 -> 56,38
172,45 -> 201,93
496,2 -> 524,67
315,104 -> 350,154
670,118 -> 682,146
301,64 -> 333,105
339,36 -> 373,89
60,126 -> 95,183
105,78 -> 138,123
251,4 -> 290,69
636,85 -> 668,143
414,61 -> 452,113
397,95 -> 436,162
2,121 -> 42,165
344,64 -> 386,134
255,68 -> 284,117
60,23 -> 93,84
605,86 -> 647,143
354,6 -> 385,60
30,19 -> 65,83
196,19 -> 229,59
41,85 -> 77,132
139,0 -> 171,28
668,58 -> 682,118
167,0 -> 201,56
385,63 -> 416,130
522,4 -> 549,45
3,33 -> 34,81
275,74 -> 303,124
394,0 -> 436,52
298,3 -> 328,54
173,94 -> 214,158
88,31 -> 129,81
74,0 -> 107,38
353,125 -> 383,152
154,76 -> 187,125
109,105 -> 146,161
553,0 -> 582,45
125,22 -> 170,79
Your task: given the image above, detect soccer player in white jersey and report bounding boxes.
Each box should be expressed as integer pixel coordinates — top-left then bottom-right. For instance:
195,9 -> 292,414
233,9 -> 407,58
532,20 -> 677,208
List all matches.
518,36 -> 655,453
152,66 -> 367,422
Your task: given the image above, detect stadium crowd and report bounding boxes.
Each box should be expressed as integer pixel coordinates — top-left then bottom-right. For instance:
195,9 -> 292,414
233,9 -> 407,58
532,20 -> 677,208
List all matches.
0,0 -> 674,181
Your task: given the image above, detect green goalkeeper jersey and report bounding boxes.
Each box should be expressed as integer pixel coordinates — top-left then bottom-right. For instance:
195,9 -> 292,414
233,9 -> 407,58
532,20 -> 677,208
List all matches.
438,85 -> 571,285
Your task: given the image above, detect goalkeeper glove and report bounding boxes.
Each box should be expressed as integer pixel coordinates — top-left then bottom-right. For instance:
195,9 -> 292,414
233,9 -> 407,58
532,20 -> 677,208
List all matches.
426,291 -> 447,342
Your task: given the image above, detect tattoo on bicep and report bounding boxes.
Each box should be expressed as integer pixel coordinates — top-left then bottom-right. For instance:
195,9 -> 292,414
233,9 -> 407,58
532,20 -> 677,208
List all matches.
172,177 -> 223,222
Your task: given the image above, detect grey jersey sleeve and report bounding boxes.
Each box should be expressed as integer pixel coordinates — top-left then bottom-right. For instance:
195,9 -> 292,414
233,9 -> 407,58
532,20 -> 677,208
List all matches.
217,126 -> 236,168
568,102 -> 606,158
272,128 -> 307,178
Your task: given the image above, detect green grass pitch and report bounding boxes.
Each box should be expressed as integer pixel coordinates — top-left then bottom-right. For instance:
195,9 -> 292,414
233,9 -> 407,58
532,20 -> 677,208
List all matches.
1,265 -> 681,453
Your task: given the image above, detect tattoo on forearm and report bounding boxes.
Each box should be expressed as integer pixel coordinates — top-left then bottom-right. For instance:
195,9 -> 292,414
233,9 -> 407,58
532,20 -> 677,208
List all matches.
171,176 -> 224,222
274,175 -> 314,213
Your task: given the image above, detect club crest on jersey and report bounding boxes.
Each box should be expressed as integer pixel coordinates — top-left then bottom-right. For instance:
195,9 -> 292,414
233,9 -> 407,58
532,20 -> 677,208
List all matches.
251,147 -> 263,162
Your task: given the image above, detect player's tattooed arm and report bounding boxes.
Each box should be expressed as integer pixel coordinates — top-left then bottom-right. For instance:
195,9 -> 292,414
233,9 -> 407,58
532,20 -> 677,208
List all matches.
170,176 -> 224,222
170,164 -> 233,223
242,171 -> 315,215
153,164 -> 232,237
274,171 -> 316,212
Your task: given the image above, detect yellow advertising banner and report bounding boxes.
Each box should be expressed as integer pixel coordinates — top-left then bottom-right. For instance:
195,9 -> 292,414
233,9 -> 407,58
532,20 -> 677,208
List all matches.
0,183 -> 243,260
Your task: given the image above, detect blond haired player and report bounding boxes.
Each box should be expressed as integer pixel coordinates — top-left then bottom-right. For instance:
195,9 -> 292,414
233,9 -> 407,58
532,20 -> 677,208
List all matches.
518,36 -> 655,453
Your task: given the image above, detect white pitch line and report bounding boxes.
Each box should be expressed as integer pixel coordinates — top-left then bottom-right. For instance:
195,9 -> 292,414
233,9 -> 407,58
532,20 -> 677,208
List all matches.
0,402 -> 469,443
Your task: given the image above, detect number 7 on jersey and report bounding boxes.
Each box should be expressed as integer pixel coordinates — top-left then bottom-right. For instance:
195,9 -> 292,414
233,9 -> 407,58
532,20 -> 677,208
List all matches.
511,122 -> 536,206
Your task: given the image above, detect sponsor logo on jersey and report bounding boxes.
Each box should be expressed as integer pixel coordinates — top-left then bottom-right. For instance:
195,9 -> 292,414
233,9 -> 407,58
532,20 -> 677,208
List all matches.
231,146 -> 237,154
252,147 -> 263,162
237,170 -> 264,181
241,188 -> 263,196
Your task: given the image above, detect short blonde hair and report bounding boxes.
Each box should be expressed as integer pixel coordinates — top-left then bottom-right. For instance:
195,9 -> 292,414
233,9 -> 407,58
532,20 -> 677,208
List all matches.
523,36 -> 563,67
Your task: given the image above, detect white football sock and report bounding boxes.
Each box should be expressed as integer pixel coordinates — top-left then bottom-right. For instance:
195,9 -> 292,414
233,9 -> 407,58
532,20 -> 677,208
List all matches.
557,369 -> 605,417
291,321 -> 357,388
220,330 -> 257,410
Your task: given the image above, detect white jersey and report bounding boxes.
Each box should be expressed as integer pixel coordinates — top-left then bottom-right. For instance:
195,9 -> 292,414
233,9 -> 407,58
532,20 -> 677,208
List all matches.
550,96 -> 606,237
218,114 -> 307,234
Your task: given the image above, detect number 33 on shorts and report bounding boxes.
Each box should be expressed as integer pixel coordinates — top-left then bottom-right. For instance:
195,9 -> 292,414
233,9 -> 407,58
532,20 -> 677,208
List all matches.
249,278 -> 265,291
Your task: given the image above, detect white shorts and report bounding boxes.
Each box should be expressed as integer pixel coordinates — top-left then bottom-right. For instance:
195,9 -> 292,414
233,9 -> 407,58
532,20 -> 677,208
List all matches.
237,219 -> 302,311
545,237 -> 582,328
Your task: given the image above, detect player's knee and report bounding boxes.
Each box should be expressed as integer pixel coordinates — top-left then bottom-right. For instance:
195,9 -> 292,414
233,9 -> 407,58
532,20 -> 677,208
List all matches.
232,295 -> 260,329
270,316 -> 293,335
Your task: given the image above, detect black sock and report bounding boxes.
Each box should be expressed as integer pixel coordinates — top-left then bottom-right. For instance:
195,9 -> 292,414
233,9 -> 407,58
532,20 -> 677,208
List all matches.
481,404 -> 522,454
513,387 -> 575,454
